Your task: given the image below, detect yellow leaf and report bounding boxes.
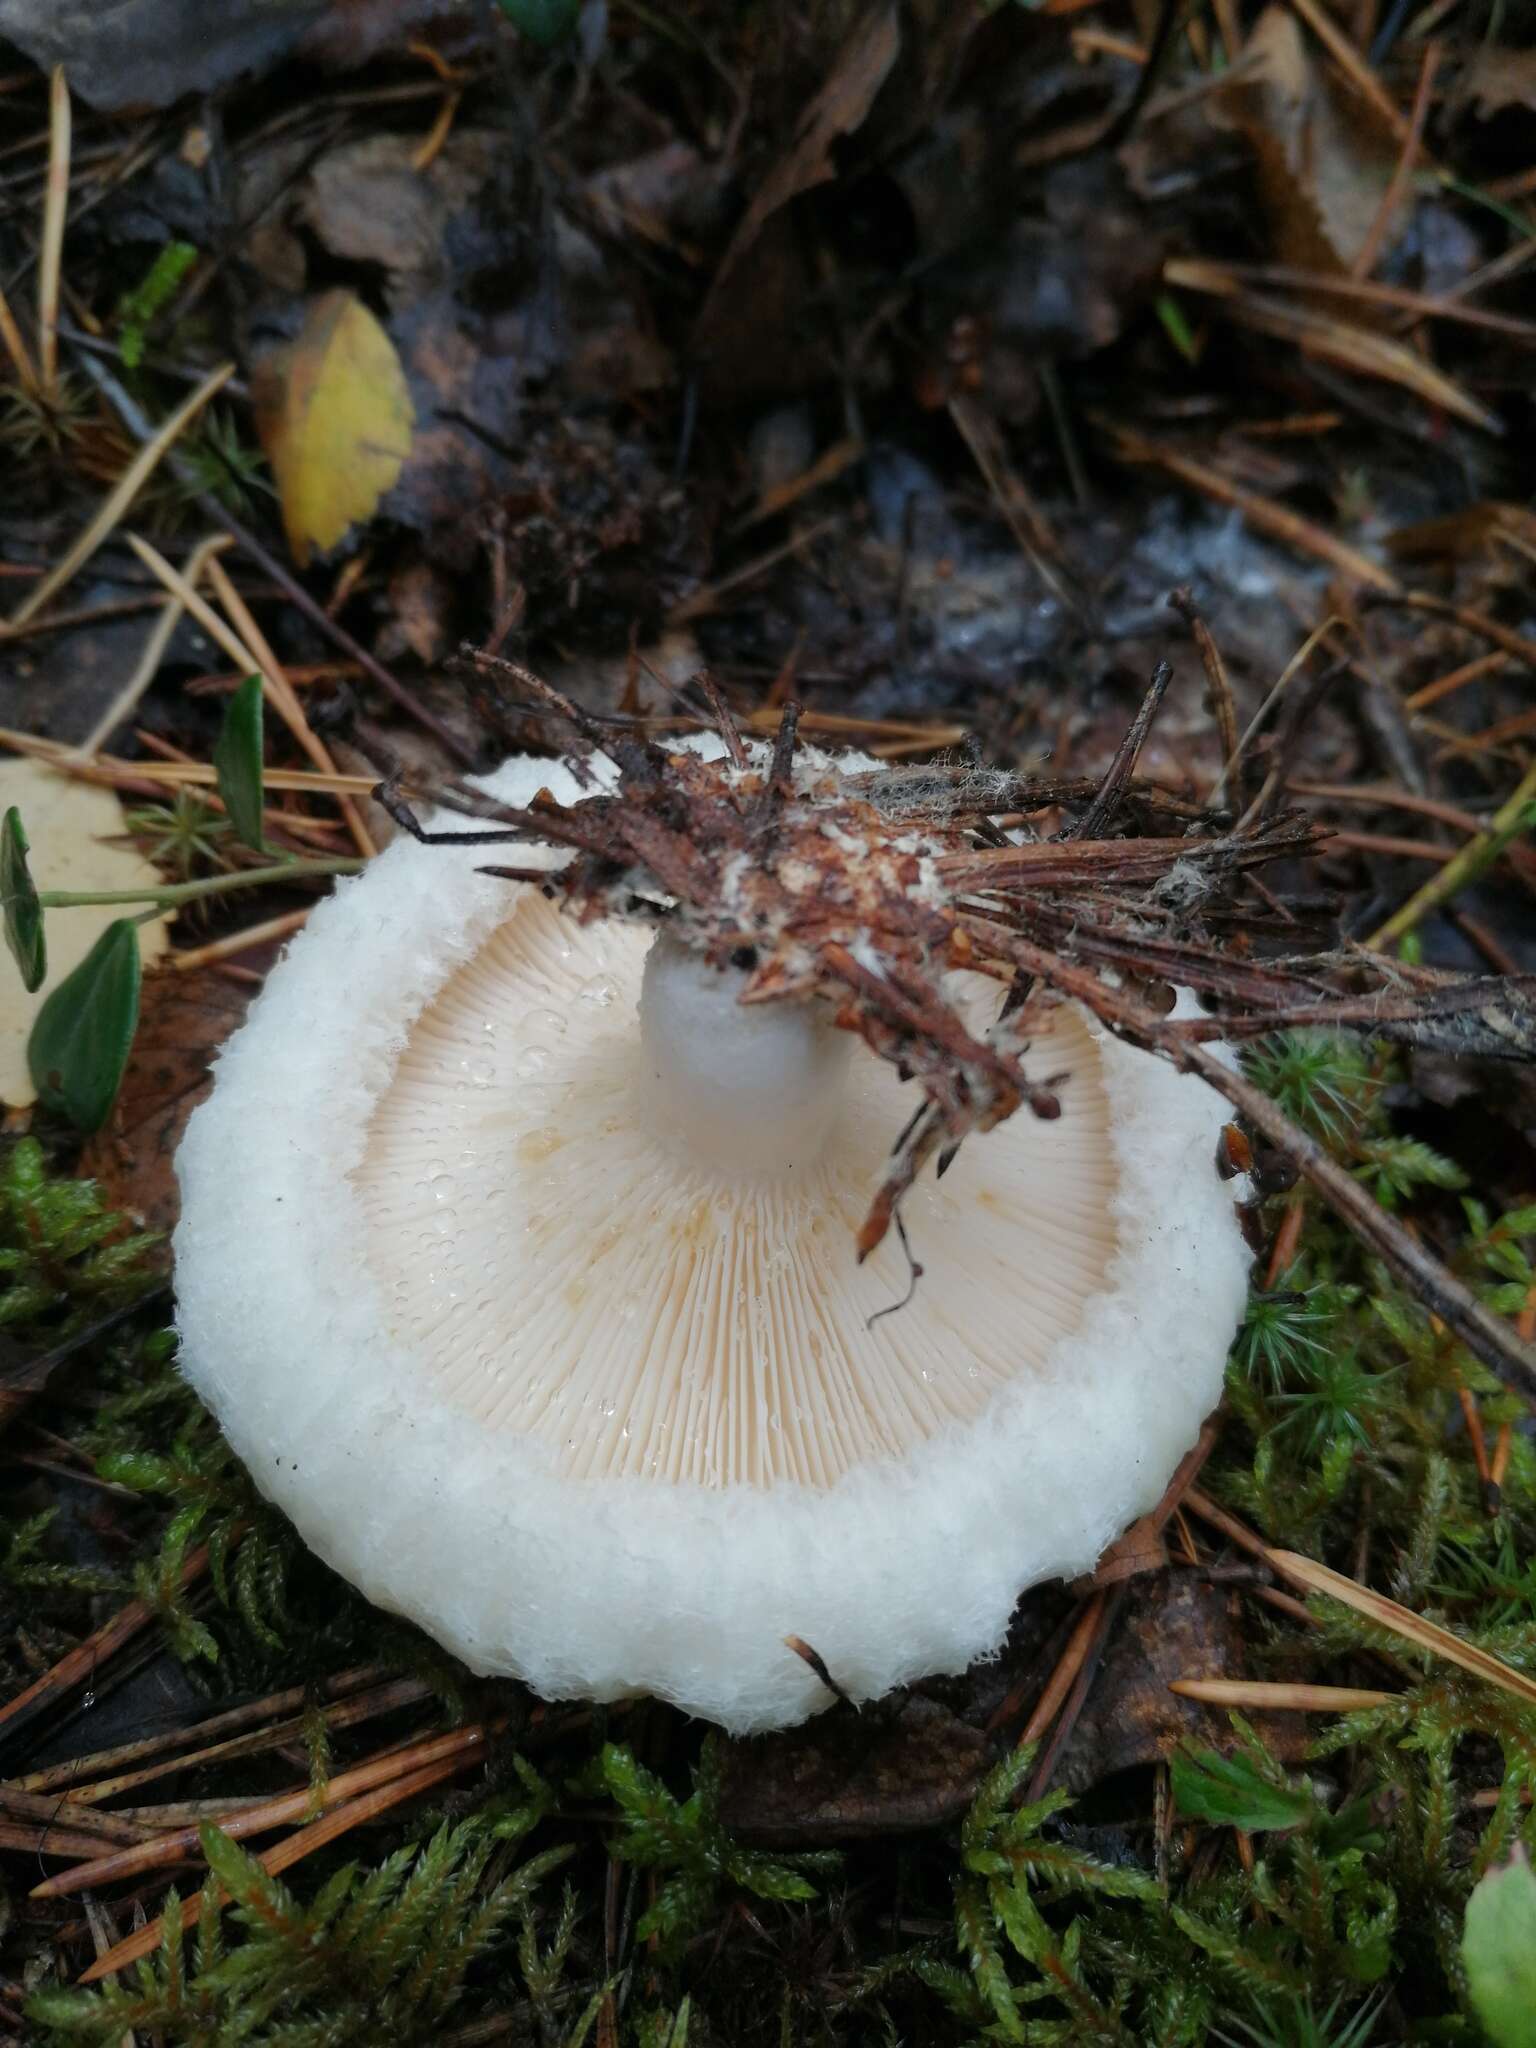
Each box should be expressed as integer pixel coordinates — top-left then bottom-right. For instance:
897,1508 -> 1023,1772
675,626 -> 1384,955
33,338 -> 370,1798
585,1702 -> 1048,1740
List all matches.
253,290 -> 414,567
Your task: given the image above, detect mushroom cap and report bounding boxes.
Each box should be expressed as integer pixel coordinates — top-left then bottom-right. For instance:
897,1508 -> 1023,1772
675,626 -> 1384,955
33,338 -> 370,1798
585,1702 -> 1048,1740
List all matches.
174,750 -> 1250,1733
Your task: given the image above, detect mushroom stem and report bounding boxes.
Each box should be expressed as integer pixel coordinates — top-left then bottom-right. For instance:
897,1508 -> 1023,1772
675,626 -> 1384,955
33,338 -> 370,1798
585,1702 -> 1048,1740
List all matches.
638,932 -> 852,1174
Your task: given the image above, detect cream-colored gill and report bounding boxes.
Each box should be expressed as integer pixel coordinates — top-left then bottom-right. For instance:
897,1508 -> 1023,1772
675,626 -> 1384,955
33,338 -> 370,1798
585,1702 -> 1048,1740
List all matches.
352,887 -> 1117,1489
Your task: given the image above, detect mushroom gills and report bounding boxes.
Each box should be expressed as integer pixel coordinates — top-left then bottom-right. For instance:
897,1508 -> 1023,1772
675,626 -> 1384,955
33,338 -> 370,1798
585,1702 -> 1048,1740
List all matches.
352,887 -> 1118,1491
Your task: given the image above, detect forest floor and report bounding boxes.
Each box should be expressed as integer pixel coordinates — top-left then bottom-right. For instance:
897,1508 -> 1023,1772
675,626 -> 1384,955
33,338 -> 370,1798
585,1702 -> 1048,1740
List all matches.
2,2 -> 1536,2042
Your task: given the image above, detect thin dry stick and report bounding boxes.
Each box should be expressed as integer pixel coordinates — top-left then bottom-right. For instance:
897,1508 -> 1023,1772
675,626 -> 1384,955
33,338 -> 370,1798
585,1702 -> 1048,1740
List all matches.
79,1752 -> 479,1984
947,391 -> 1077,617
0,1786 -> 153,1846
1113,432 -> 1399,591
37,65 -> 69,399
112,1797 -> 274,1826
1168,588 -> 1238,770
1287,0 -> 1413,141
744,707 -> 968,747
1352,41 -> 1441,281
669,512 -> 847,622
1286,785 -> 1505,836
1017,1592 -> 1106,1749
1165,257 -> 1536,341
1491,1422 -> 1514,1489
1174,1039 -> 1536,1388
1334,830 -> 1454,865
1396,589 -> 1536,671
123,536 -> 376,861
56,1677 -> 431,1807
32,1718 -> 503,1901
73,533 -> 232,760
204,554 -> 376,859
0,1545 -> 212,1750
1025,1587 -> 1122,1799
1265,1194 -> 1307,1287
122,536 -> 264,682
1456,1380 -> 1493,1491
0,270 -> 40,393
1164,284 -> 1496,433
167,908 -> 311,973
62,342 -> 475,766
1180,1487 -> 1288,1563
3,362 -> 235,630
6,1665 -> 391,1795
97,759 -> 376,797
1169,1679 -> 1397,1711
1214,614 -> 1347,807
1267,1550 -> 1536,1706
0,1818 -> 120,1862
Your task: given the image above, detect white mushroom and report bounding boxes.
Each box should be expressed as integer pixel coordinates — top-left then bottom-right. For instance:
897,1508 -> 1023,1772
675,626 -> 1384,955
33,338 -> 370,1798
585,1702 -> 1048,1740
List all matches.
174,746 -> 1250,1734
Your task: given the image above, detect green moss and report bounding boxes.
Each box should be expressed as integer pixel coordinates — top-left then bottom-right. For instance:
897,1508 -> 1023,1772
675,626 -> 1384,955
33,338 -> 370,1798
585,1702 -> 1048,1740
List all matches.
0,1136 -> 158,1341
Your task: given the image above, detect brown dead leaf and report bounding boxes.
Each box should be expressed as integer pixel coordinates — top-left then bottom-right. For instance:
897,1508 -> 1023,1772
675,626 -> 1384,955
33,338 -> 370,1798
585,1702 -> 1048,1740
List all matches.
1387,502 -> 1536,562
302,131 -> 506,308
252,290 -> 416,567
1164,260 -> 1502,435
1214,6 -> 1399,274
1056,1575 -> 1308,1791
78,970 -> 255,1237
717,1692 -> 992,1846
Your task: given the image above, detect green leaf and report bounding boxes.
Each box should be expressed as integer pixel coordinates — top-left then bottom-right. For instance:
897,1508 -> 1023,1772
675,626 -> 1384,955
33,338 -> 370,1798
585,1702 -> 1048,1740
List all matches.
27,918 -> 141,1131
1463,1849 -> 1536,2048
496,0 -> 581,44
2,805 -> 45,991
214,674 -> 266,852
1171,1748 -> 1313,1833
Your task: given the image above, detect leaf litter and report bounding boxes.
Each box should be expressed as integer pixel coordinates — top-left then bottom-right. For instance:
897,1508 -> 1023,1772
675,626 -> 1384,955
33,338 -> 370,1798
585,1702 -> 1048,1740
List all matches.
1,2 -> 1536,2042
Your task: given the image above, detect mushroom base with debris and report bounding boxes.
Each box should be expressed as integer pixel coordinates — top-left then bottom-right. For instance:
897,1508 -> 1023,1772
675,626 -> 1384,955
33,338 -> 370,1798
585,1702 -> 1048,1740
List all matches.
173,688 -> 1347,1732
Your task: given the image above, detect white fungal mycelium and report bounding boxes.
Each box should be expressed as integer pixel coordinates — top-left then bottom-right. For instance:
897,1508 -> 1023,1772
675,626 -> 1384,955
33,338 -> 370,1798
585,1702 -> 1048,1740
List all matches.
174,748 -> 1251,1734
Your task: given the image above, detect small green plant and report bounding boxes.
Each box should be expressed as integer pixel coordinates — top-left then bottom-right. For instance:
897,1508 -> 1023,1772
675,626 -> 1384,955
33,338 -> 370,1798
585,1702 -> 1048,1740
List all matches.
2,683 -> 358,1130
1214,1989 -> 1388,2048
952,1743 -> 1160,2041
168,407 -> 273,519
123,788 -> 235,884
28,1807 -> 572,2045
1245,1033 -> 1376,1146
114,240 -> 197,370
85,1340 -> 304,1666
594,1741 -> 840,1950
0,1135 -> 157,1337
